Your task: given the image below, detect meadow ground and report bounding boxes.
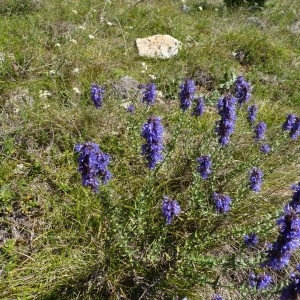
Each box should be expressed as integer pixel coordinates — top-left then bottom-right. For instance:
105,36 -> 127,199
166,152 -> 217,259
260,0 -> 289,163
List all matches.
1,0 -> 300,299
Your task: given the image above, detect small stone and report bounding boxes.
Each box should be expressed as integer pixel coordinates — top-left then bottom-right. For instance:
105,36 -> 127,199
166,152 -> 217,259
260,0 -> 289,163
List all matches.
246,17 -> 266,29
136,35 -> 182,59
290,21 -> 300,34
112,76 -> 142,101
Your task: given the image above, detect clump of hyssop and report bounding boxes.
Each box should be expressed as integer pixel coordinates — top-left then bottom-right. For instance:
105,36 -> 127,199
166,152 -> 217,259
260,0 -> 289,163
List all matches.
197,155 -> 212,179
74,142 -> 112,192
280,265 -> 300,300
213,192 -> 232,213
162,196 -> 181,224
234,75 -> 252,105
254,121 -> 267,141
140,83 -> 157,105
141,116 -> 164,169
192,97 -> 205,117
249,273 -> 272,290
244,233 -> 259,247
215,95 -> 236,146
262,206 -> 300,270
179,79 -> 196,111
249,167 -> 263,192
90,83 -> 105,108
247,104 -> 258,124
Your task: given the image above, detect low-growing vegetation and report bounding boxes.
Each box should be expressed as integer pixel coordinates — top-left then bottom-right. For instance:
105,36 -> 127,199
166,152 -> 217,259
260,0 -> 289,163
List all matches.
1,0 -> 300,299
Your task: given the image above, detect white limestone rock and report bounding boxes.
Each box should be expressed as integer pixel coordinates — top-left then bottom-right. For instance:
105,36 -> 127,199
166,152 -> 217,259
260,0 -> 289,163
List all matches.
136,35 -> 181,59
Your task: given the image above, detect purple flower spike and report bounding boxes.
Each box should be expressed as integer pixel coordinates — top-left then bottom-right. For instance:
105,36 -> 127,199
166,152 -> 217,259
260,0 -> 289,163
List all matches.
90,83 -> 105,108
282,114 -> 300,140
249,273 -> 272,290
197,155 -> 212,180
249,167 -> 263,192
260,144 -> 271,154
247,104 -> 258,124
192,97 -> 205,117
141,83 -> 157,105
235,75 -> 252,105
215,95 -> 237,146
281,266 -> 300,300
283,114 -> 297,131
290,117 -> 300,140
254,122 -> 267,141
179,79 -> 196,111
162,196 -> 181,224
213,192 -> 232,214
288,182 -> 300,213
74,141 -> 112,192
263,207 -> 300,270
244,233 -> 259,247
141,117 -> 164,169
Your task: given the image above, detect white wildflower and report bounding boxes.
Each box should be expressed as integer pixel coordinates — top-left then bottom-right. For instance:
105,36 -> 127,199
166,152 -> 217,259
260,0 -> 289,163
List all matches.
73,87 -> 81,94
39,90 -> 52,99
70,39 -> 77,44
149,74 -> 156,80
72,68 -> 79,74
88,34 -> 95,39
107,21 -> 113,26
72,9 -> 78,14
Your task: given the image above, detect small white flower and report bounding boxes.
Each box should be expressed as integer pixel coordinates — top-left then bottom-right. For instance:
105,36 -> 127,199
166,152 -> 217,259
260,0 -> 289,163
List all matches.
55,43 -> 61,47
92,8 -> 96,13
70,39 -> 77,44
149,74 -> 156,80
199,6 -> 203,11
73,87 -> 81,94
88,34 -> 95,39
141,70 -> 145,74
72,9 -> 78,14
141,62 -> 148,70
107,21 -> 113,26
78,25 -> 86,30
49,70 -> 56,75
72,68 -> 79,74
14,163 -> 25,174
39,90 -> 52,99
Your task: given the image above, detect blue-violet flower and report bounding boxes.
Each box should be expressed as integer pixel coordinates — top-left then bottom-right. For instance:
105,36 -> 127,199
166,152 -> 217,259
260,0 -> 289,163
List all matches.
179,79 -> 196,111
197,155 -> 212,180
74,141 -> 112,192
141,83 -> 157,105
244,233 -> 259,247
247,105 -> 258,124
235,75 -> 252,105
141,117 -> 164,169
249,273 -> 272,290
192,97 -> 205,117
249,167 -> 263,192
162,196 -> 181,224
254,121 -> 267,141
90,83 -> 105,108
213,192 -> 232,213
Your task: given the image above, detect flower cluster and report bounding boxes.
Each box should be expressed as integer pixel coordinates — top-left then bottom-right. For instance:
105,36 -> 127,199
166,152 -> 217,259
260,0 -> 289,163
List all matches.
90,83 -> 105,108
263,206 -> 300,270
249,273 -> 272,290
281,265 -> 300,300
162,196 -> 181,224
282,114 -> 300,140
215,95 -> 237,146
197,155 -> 212,180
141,117 -> 164,169
244,233 -> 259,247
192,97 -> 205,117
254,122 -> 267,142
74,142 -> 112,192
260,144 -> 271,154
249,167 -> 263,192
140,83 -> 157,105
247,104 -> 258,124
235,75 -> 252,105
213,192 -> 232,213
179,79 -> 196,111
288,182 -> 300,213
